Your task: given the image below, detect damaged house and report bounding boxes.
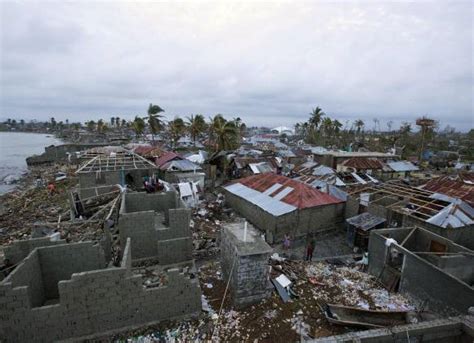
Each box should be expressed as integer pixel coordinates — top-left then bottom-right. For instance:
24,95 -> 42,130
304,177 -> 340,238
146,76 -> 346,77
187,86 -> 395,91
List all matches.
368,226 -> 474,315
223,173 -> 345,243
0,190 -> 202,342
346,182 -> 474,249
155,151 -> 205,188
76,147 -> 158,198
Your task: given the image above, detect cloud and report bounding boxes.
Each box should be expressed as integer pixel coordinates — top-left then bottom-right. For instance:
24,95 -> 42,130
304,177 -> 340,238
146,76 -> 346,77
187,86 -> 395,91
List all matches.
0,1 -> 472,131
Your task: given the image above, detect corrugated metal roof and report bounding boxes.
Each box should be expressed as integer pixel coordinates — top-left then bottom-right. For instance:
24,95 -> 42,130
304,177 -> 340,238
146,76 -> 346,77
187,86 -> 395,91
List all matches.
340,158 -> 385,170
227,173 -> 344,210
224,183 -> 297,216
155,151 -> 181,167
387,161 -> 419,172
346,212 -> 386,231
312,165 -> 335,176
423,176 -> 474,207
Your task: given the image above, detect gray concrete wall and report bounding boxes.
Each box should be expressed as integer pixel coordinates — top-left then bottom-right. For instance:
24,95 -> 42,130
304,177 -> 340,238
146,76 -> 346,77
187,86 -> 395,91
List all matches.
307,315 -> 474,343
344,196 -> 359,219
0,240 -> 201,342
37,243 -> 106,300
118,192 -> 193,265
3,237 -> 65,265
224,190 -> 344,244
368,228 -> 474,315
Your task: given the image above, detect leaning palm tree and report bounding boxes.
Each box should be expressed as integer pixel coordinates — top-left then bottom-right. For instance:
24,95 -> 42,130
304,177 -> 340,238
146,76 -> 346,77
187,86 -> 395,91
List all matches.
187,114 -> 207,145
145,103 -> 165,141
97,119 -> 106,134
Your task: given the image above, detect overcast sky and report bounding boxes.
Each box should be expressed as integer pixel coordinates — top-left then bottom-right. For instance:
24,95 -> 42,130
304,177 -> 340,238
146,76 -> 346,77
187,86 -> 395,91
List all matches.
1,1 -> 473,131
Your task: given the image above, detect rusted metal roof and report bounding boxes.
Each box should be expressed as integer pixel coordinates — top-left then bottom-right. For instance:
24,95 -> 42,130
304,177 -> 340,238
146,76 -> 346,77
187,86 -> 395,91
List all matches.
340,158 -> 385,170
229,173 -> 344,209
422,175 -> 474,207
155,151 -> 182,167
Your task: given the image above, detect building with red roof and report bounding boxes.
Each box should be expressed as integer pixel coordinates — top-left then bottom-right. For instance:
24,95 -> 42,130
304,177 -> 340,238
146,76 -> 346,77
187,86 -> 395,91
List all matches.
223,173 -> 345,243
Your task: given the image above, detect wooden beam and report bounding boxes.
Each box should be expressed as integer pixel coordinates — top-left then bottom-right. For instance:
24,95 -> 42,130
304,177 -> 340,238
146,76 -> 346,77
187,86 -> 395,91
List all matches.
400,228 -> 416,246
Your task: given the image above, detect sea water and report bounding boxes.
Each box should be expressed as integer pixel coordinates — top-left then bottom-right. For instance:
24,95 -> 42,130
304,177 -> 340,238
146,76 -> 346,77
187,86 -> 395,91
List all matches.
0,132 -> 62,194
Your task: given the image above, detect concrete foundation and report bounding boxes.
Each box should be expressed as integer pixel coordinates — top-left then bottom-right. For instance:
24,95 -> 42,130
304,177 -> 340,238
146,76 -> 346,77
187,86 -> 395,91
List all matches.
221,222 -> 273,307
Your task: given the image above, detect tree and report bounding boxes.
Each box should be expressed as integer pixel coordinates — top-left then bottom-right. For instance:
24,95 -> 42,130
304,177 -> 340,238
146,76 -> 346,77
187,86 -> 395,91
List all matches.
115,116 -> 121,128
209,115 -> 239,151
309,107 -> 325,130
50,117 -> 57,129
146,103 -> 165,140
110,117 -> 115,127
132,116 -> 145,138
121,119 -> 127,128
86,120 -> 96,132
169,117 -> 186,147
97,119 -> 106,134
186,114 -> 207,144
354,119 -> 365,134
333,119 -> 343,134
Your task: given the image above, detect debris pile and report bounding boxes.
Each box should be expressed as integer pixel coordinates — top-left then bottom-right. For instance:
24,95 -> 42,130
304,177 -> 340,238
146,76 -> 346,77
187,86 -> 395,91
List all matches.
191,194 -> 235,259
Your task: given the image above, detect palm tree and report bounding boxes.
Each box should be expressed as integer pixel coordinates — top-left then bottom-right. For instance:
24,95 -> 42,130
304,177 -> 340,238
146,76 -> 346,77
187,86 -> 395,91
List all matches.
110,117 -> 115,127
354,119 -> 365,134
115,116 -> 121,128
146,103 -> 165,140
121,119 -> 127,128
132,116 -> 145,138
187,114 -> 207,145
309,107 -> 325,130
333,119 -> 343,134
169,117 -> 186,147
210,115 -> 239,151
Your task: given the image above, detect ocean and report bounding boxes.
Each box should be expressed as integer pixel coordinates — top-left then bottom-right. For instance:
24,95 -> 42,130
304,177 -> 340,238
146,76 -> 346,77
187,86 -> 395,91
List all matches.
0,132 -> 63,194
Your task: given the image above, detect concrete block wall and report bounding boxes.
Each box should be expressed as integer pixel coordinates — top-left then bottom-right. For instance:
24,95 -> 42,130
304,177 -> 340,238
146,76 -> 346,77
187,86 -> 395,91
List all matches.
3,237 -> 65,265
118,192 -> 193,265
0,240 -> 202,342
224,191 -> 345,244
37,242 -> 106,300
221,224 -> 272,307
344,196 -> 359,219
308,315 -> 474,342
368,228 -> 474,315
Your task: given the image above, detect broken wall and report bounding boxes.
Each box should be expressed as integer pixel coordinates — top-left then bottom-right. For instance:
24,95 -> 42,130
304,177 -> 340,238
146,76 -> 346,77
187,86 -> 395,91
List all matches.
0,239 -> 202,342
368,228 -> 474,315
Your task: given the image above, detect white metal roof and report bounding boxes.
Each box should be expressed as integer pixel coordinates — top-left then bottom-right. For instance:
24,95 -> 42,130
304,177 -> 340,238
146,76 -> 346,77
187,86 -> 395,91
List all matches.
387,161 -> 419,172
224,183 -> 297,216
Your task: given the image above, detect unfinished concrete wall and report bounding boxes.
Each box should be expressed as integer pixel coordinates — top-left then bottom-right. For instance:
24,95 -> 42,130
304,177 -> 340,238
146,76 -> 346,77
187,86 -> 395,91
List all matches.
308,315 -> 474,343
118,192 -> 193,264
123,191 -> 178,214
0,240 -> 201,342
37,243 -> 106,300
4,250 -> 45,308
221,223 -> 272,307
3,237 -> 65,264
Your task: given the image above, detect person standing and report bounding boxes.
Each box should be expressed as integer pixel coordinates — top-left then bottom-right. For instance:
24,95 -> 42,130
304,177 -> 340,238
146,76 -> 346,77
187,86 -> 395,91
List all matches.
305,239 -> 315,261
283,234 -> 291,250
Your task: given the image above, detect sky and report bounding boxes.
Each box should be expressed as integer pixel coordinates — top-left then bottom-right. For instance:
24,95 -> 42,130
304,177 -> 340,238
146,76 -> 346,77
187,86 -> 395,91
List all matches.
1,1 -> 473,131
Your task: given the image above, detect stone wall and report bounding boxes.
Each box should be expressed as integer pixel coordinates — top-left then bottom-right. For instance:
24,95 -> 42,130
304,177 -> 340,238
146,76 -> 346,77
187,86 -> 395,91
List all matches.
0,239 -> 202,342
